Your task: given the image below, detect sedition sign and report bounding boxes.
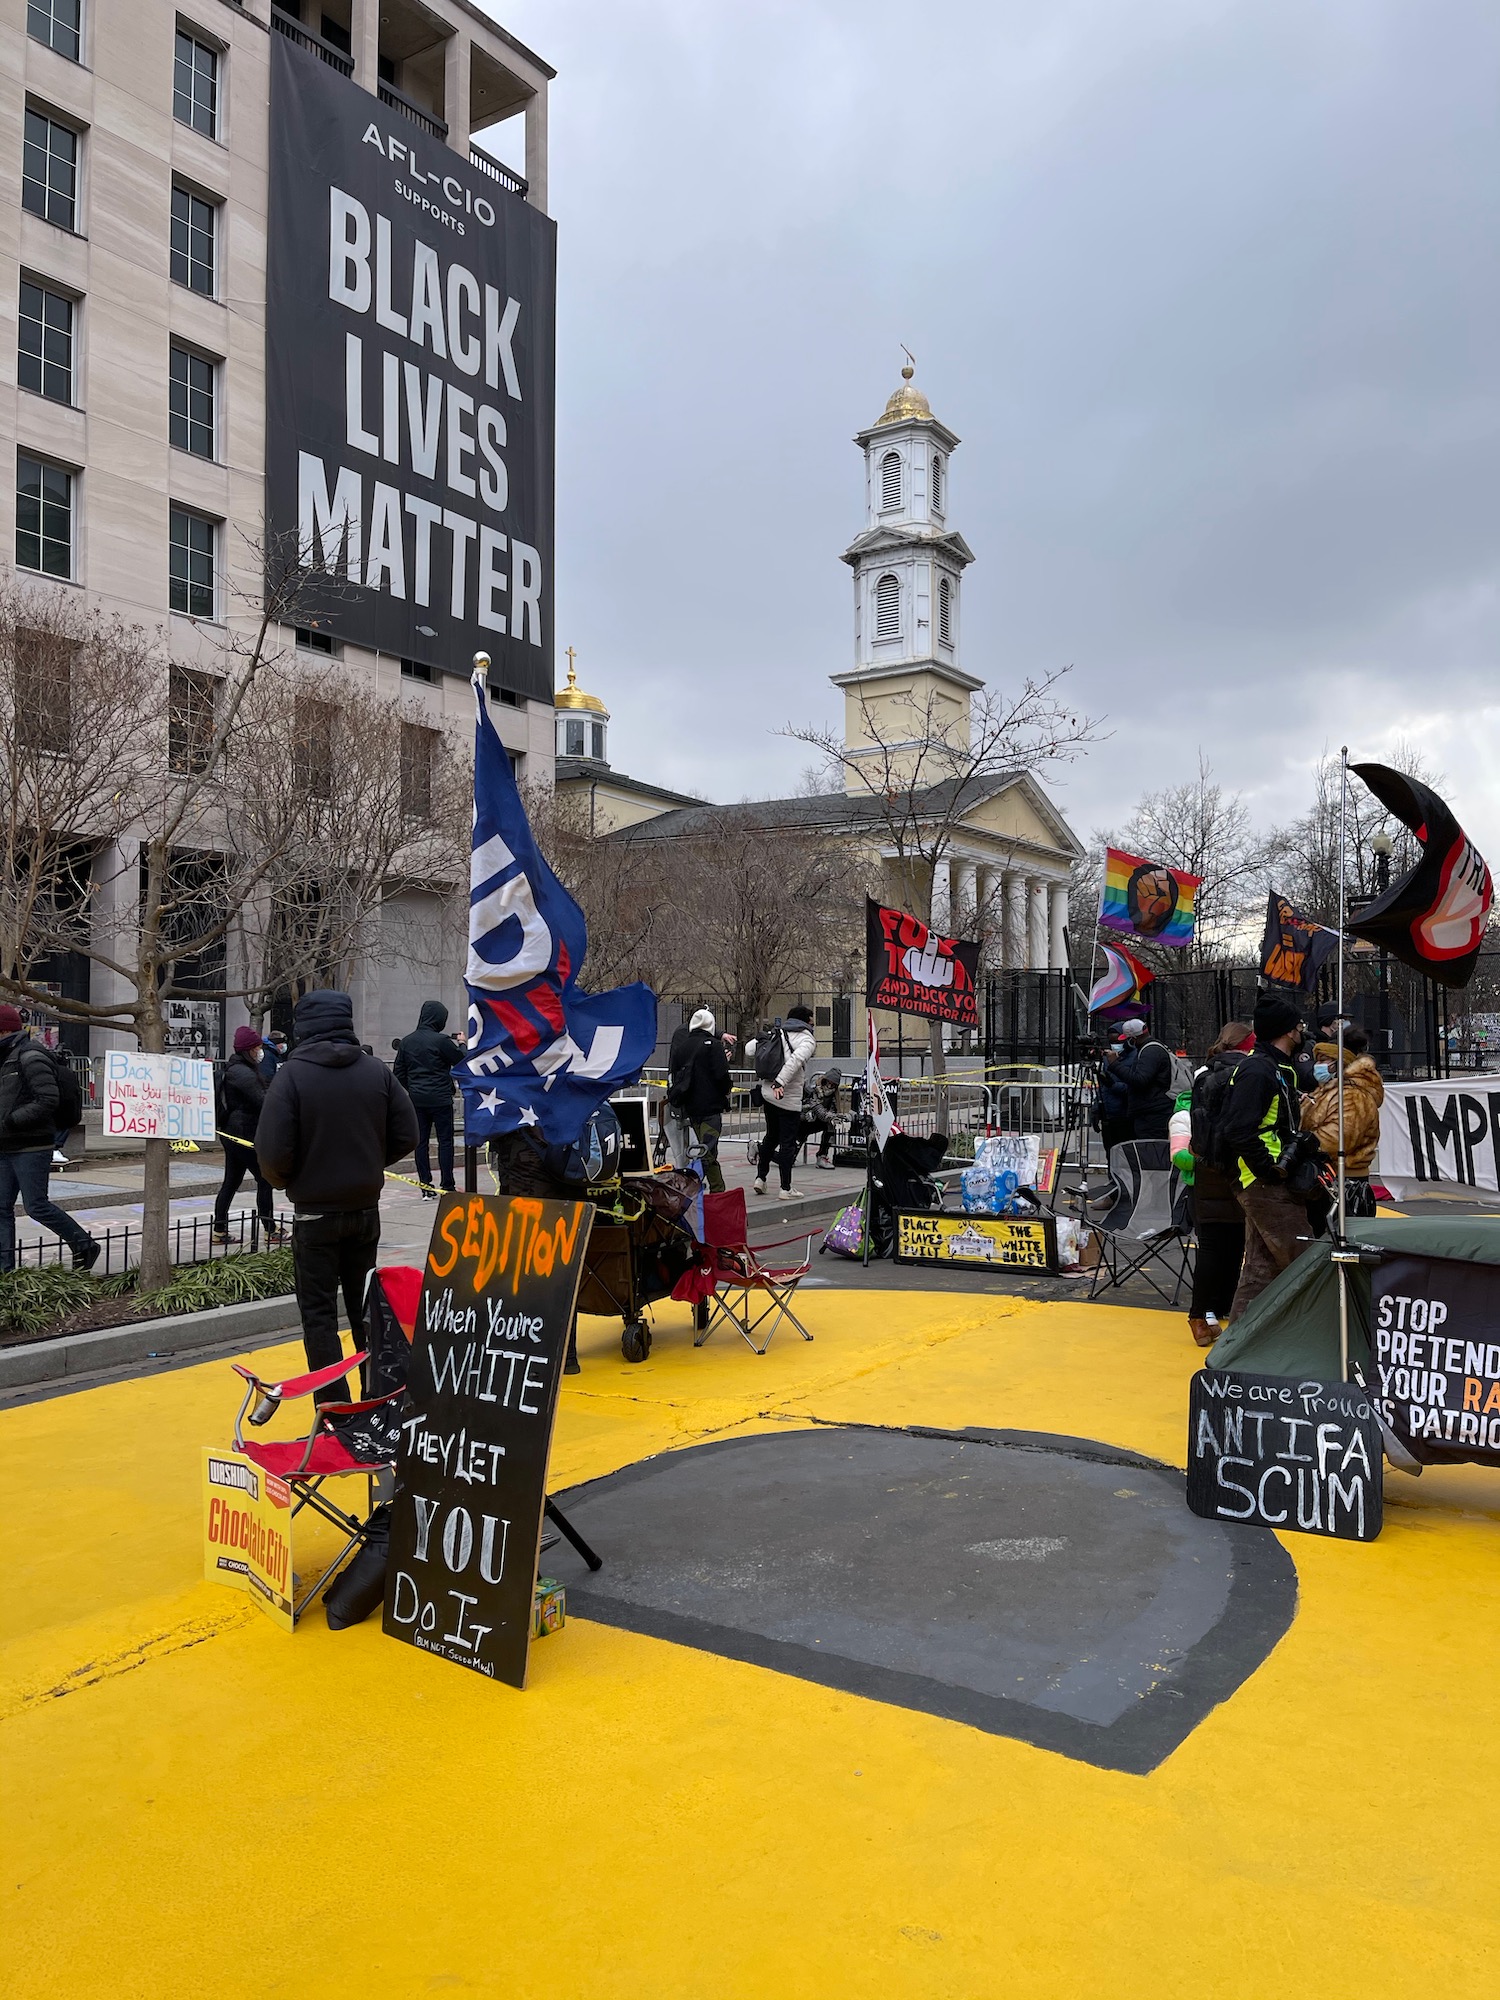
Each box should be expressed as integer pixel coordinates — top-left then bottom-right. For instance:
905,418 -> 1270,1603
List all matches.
1371,1254 -> 1500,1468
384,1193 -> 593,1688
266,35 -> 556,697
1186,1371 -> 1383,1542
893,1210 -> 1058,1273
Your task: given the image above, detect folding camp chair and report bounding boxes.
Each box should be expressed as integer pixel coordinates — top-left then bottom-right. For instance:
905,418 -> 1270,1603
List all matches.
693,1187 -> 814,1354
226,1265 -> 421,1626
1085,1141 -> 1195,1305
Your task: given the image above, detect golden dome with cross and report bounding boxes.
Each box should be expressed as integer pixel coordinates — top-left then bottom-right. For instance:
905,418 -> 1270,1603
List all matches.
875,349 -> 934,426
554,647 -> 607,714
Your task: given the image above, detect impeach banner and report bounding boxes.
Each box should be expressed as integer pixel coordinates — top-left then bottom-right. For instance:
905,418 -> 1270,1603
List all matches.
1371,1255 -> 1500,1468
202,1450 -> 295,1630
893,1210 -> 1058,1273
1376,1078 -> 1500,1203
865,899 -> 980,1028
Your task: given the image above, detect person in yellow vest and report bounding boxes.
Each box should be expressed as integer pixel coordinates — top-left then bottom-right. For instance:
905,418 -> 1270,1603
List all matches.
1217,995 -> 1317,1323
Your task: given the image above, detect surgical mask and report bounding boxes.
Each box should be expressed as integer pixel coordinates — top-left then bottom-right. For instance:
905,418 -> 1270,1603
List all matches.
1313,1061 -> 1332,1084
1110,1043 -> 1124,1056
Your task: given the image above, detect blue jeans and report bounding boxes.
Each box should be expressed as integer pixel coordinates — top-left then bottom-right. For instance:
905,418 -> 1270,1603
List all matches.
0,1148 -> 96,1270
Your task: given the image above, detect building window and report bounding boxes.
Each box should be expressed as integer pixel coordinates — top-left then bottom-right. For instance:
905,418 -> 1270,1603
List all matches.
18,280 -> 74,404
400,722 -> 436,820
874,573 -> 900,640
932,454 -> 945,512
488,682 -> 520,707
15,628 -> 76,754
22,108 -> 78,231
564,719 -> 585,758
27,0 -> 81,62
880,450 -> 902,512
399,656 -> 434,682
169,504 -> 216,618
938,577 -> 953,648
173,29 -> 219,139
297,627 -> 337,655
168,664 -> 219,774
589,721 -> 605,761
169,344 -> 216,458
171,185 -> 216,296
506,749 -> 524,780
16,453 -> 74,578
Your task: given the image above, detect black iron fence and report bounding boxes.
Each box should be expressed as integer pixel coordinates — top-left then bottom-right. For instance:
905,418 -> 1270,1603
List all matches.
12,1206 -> 291,1275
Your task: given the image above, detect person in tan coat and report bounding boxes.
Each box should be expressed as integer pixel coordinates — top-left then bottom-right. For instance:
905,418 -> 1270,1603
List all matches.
1301,1027 -> 1384,1217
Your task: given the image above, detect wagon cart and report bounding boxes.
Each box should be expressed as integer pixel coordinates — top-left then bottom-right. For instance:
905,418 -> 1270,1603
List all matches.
574,1172 -> 701,1364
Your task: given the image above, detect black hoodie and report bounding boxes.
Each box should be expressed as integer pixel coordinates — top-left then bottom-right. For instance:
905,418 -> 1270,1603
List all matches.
393,1000 -> 466,1111
256,990 -> 418,1210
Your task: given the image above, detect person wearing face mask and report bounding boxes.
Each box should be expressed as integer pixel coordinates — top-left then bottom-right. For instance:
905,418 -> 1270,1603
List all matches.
1090,1032 -> 1134,1158
1300,1026 -> 1385,1218
1184,1020 -> 1255,1348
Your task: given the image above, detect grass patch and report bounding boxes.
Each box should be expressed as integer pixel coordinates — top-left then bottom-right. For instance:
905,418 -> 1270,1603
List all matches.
0,1249 -> 295,1339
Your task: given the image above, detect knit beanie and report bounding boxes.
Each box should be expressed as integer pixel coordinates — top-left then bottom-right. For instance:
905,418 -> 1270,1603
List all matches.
0,1004 -> 22,1033
233,1024 -> 262,1054
1253,994 -> 1303,1041
689,1008 -> 715,1033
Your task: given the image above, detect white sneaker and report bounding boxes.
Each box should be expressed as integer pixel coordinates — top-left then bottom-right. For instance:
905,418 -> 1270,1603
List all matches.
778,1189 -> 793,1201
753,1178 -> 767,1195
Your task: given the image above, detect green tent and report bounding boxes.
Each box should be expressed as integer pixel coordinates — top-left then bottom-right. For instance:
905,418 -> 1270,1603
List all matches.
1208,1216 -> 1500,1380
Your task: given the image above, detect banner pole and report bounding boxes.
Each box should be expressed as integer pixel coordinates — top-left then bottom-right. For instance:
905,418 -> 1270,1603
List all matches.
1336,747 -> 1350,1381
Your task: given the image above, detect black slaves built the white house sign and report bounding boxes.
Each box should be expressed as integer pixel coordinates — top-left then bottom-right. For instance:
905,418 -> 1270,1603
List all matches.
265,35 -> 556,697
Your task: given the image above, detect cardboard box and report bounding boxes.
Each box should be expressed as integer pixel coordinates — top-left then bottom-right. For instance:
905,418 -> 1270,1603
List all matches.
532,1577 -> 566,1638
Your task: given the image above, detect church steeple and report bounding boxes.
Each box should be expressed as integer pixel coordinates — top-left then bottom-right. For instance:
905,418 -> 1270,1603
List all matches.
833,356 -> 980,789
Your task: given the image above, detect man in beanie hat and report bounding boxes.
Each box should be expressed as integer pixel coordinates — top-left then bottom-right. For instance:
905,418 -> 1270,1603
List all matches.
0,1004 -> 100,1273
256,990 -> 417,1398
212,1025 -> 282,1245
1216,993 -> 1314,1322
670,1007 -> 733,1192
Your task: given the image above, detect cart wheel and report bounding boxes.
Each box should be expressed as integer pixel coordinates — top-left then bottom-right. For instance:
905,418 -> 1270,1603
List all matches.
693,1298 -> 710,1333
621,1320 -> 651,1363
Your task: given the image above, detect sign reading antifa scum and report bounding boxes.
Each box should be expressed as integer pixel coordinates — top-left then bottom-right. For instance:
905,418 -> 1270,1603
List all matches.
865,898 -> 981,1028
1186,1370 -> 1383,1542
1370,1255 -> 1500,1468
265,36 -> 556,697
384,1193 -> 593,1687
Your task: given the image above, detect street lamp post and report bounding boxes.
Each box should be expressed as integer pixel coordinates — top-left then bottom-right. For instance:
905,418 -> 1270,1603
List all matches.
1370,831 -> 1393,1070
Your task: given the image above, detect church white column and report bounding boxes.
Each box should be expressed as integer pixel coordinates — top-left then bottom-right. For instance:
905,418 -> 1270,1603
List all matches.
1049,883 -> 1070,969
952,858 -> 977,936
1003,871 -> 1027,970
931,857 -> 951,931
1028,879 -> 1049,970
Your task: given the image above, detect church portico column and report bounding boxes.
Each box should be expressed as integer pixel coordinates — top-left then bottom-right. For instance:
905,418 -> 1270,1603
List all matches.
1003,871 -> 1027,970
1049,883 -> 1070,969
1028,879 -> 1049,971
952,858 -> 977,936
931,857 -> 951,931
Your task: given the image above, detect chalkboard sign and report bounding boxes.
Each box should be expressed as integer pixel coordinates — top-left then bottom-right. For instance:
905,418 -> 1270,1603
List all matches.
893,1210 -> 1058,1273
1186,1369 -> 1383,1542
383,1193 -> 594,1687
1372,1253 -> 1500,1468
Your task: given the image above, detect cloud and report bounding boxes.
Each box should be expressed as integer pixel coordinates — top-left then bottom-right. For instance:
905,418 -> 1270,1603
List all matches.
486,0 -> 1500,861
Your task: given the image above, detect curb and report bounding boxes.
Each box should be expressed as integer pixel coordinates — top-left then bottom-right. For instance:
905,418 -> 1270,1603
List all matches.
0,1294 -> 302,1392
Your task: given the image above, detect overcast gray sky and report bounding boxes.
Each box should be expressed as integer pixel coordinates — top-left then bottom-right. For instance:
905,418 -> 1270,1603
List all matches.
487,0 -> 1499,863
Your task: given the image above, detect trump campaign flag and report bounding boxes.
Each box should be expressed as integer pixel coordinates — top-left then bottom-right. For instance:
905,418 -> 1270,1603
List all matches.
457,671 -> 657,1146
1348,765 -> 1493,989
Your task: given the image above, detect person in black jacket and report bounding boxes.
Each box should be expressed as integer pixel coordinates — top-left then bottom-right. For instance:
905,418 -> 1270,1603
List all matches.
1118,1018 -> 1174,1140
676,1011 -> 733,1192
1184,1021 -> 1254,1346
1217,994 -> 1313,1324
0,1005 -> 100,1272
212,1026 -> 283,1244
256,989 -> 418,1399
1090,1034 -> 1133,1157
392,1000 -> 466,1198
662,1013 -> 701,1171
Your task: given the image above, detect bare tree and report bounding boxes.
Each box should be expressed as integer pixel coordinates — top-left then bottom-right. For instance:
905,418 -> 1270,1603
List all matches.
1272,742 -> 1440,923
785,671 -> 1100,1083
522,783 -> 674,994
1,568 -> 466,1285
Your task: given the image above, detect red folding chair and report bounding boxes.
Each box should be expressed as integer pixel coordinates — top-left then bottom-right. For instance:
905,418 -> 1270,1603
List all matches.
693,1188 -> 814,1354
226,1265 -> 420,1626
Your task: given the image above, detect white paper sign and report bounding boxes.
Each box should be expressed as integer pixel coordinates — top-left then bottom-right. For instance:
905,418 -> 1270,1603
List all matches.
1378,1077 -> 1500,1204
103,1049 -> 216,1141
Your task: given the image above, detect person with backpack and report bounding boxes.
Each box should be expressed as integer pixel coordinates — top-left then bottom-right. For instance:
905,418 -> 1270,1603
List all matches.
1184,1020 -> 1255,1347
669,1009 -> 733,1192
213,1025 -> 283,1245
0,1005 -> 100,1273
1216,994 -> 1316,1324
1117,1018 -> 1182,1140
662,1012 -> 703,1172
747,1004 -> 817,1200
392,1000 -> 466,1198
255,990 -> 418,1401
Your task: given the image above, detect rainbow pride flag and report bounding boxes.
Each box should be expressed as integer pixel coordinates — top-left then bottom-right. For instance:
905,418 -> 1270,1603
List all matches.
1088,944 -> 1153,1016
1098,846 -> 1201,948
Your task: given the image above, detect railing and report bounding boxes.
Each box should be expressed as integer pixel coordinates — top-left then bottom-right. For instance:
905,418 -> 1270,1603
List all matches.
380,79 -> 448,141
12,1206 -> 293,1275
470,146 -> 528,200
270,8 -> 354,77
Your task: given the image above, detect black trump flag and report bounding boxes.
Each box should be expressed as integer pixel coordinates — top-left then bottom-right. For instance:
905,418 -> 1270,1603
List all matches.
1348,766 -> 1493,990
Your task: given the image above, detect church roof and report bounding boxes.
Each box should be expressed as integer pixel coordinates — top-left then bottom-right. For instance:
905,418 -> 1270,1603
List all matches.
555,657 -> 607,714
874,360 -> 935,428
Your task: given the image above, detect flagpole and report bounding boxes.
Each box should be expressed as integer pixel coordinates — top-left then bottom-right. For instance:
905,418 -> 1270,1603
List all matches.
1336,746 -> 1350,1380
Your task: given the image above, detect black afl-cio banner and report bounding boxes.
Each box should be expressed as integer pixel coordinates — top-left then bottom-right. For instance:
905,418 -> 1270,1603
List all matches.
266,36 -> 556,697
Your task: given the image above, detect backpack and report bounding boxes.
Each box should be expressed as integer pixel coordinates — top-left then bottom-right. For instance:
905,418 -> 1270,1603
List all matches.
48,1047 -> 83,1128
1166,1051 -> 1195,1098
0,1039 -> 71,1142
753,1028 -> 787,1084
524,1102 -> 623,1187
